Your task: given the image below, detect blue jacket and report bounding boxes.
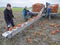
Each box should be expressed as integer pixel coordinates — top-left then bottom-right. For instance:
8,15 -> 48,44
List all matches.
47,8 -> 51,14
22,8 -> 30,16
22,9 -> 27,16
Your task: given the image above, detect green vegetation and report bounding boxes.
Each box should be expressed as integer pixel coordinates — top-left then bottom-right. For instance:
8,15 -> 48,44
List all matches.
12,7 -> 32,12
12,7 -> 23,12
0,7 -> 32,12
58,8 -> 60,13
0,7 -> 60,13
0,8 -> 5,11
0,7 -> 23,12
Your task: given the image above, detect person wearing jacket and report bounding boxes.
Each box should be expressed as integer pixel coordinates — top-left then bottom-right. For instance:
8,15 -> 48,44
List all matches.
22,6 -> 35,22
4,4 -> 15,30
22,6 -> 28,22
47,6 -> 51,20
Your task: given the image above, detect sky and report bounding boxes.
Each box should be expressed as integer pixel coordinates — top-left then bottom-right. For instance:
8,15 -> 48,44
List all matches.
0,0 -> 60,7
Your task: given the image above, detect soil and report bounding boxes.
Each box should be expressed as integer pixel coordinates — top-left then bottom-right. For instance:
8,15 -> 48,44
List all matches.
0,11 -> 60,45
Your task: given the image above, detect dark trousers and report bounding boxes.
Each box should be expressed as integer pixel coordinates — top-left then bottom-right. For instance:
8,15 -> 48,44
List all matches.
23,15 -> 28,22
5,19 -> 15,30
47,13 -> 51,20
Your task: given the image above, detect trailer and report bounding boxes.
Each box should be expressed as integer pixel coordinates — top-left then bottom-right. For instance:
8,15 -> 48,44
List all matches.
43,2 -> 59,20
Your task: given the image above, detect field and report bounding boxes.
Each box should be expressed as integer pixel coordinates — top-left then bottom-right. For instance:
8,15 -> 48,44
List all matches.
0,7 -> 32,12
0,7 -> 60,12
58,8 -> 60,13
0,8 -> 60,45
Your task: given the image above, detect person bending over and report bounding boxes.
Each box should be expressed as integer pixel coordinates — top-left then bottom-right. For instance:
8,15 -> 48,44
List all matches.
22,6 -> 29,22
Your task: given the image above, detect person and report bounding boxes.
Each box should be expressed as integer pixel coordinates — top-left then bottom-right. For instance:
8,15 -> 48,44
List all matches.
22,6 -> 28,22
47,6 -> 51,20
22,6 -> 38,22
46,2 -> 50,9
4,3 -> 15,30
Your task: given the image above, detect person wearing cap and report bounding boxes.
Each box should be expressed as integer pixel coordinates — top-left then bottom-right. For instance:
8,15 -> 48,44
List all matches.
4,3 -> 15,30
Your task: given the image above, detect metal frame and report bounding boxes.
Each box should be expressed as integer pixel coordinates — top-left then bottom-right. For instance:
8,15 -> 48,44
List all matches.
42,13 -> 60,20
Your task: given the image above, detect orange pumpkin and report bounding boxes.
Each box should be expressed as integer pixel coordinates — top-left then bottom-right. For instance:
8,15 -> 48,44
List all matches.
28,18 -> 32,22
40,24 -> 43,27
39,32 -> 42,36
27,36 -> 31,43
49,23 -> 56,27
33,16 -> 37,19
55,25 -> 59,27
30,25 -> 33,28
9,27 -> 12,31
13,26 -> 16,29
35,16 -> 38,18
56,30 -> 60,32
42,20 -> 47,23
42,28 -> 46,30
51,31 -> 56,35
34,32 -> 37,36
53,24 -> 59,28
17,24 -> 21,27
54,25 -> 57,28
38,22 -> 43,26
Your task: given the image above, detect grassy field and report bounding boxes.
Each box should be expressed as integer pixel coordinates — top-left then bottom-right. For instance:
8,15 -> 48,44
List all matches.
0,7 -> 32,12
58,8 -> 60,13
0,7 -> 60,13
0,7 -> 23,12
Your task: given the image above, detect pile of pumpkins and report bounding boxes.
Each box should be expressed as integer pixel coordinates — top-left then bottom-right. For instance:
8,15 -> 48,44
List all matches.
9,24 -> 22,31
51,29 -> 60,35
50,4 -> 59,13
32,3 -> 45,12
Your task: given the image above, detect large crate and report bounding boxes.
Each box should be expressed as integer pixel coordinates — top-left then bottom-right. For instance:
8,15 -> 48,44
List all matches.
32,3 -> 45,12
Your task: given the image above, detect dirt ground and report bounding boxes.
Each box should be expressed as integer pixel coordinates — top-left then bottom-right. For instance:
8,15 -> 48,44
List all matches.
0,11 -> 60,45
